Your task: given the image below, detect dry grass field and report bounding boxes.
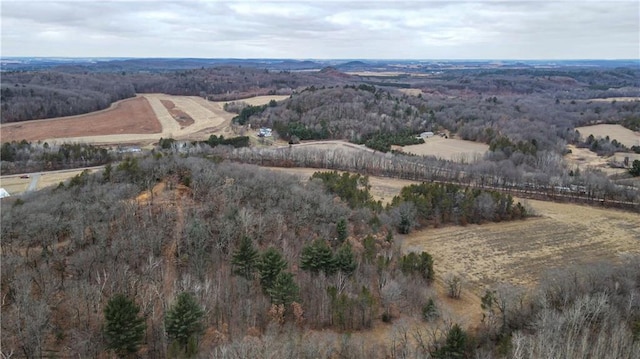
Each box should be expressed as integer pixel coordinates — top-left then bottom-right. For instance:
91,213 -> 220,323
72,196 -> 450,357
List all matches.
346,71 -> 431,77
0,175 -> 31,194
228,95 -> 289,106
588,97 -> 640,102
35,168 -> 101,190
265,166 -> 416,204
564,145 -> 627,175
402,136 -> 489,162
576,124 -> 640,148
402,199 -> 640,289
0,168 -> 102,196
612,152 -> 640,164
397,88 -> 424,96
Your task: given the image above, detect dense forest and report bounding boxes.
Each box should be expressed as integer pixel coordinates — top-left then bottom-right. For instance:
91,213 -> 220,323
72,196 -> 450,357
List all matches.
0,72 -> 136,123
0,67 -> 352,123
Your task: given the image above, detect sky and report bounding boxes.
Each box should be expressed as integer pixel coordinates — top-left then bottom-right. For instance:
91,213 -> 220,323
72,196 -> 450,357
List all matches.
1,0 -> 638,60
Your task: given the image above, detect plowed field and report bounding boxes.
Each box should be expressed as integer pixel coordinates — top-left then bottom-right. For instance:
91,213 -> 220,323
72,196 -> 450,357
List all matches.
0,96 -> 161,143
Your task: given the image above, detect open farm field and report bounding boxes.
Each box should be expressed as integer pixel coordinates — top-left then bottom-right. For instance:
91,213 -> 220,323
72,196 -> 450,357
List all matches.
227,95 -> 289,106
564,145 -> 627,175
0,94 -> 288,146
35,168 -> 102,190
576,124 -> 640,148
160,99 -> 194,128
612,152 -> 640,164
402,199 -> 640,289
0,167 -> 103,196
588,97 -> 640,102
284,140 -> 374,153
265,165 -> 416,204
0,96 -> 161,143
397,88 -> 424,96
401,136 -> 489,162
347,71 -> 430,77
0,175 -> 31,194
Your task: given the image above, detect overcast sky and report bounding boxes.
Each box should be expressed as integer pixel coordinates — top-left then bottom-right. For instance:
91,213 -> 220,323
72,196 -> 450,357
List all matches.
1,0 -> 638,59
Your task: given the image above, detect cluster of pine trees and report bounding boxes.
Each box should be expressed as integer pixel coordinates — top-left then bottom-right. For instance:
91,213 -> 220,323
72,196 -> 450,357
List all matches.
391,183 -> 527,228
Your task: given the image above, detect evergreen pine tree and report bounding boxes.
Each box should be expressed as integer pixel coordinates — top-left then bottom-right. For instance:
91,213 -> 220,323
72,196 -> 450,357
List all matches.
336,218 -> 348,243
103,294 -> 146,358
258,247 -> 287,292
432,323 -> 468,359
300,240 -> 335,275
267,272 -> 300,306
231,236 -> 259,280
334,243 -> 357,275
165,292 -> 204,358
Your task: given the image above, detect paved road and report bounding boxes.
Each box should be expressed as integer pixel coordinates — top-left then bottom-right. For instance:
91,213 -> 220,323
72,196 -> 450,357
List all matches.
26,173 -> 41,192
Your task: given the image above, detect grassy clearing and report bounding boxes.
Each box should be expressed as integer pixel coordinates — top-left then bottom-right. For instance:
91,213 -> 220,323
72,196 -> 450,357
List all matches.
402,199 -> 640,289
576,124 -> 640,148
401,136 -> 489,162
0,176 -> 30,195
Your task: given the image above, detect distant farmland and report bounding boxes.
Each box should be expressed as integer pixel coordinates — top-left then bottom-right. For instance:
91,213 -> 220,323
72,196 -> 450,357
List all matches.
0,96 -> 161,143
0,94 -> 287,146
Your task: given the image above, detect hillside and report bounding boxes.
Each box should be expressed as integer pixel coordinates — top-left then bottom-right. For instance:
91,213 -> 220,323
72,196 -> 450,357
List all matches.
2,155 -> 638,358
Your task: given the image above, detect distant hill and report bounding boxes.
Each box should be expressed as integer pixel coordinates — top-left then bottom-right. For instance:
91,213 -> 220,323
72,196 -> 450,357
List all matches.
335,61 -> 369,71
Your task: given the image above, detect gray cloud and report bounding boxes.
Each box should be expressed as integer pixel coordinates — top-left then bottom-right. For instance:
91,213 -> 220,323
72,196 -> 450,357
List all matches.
1,0 -> 638,59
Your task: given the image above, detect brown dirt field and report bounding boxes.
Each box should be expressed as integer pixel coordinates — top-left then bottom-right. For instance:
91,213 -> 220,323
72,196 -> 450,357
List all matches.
0,96 -> 161,143
402,136 -> 489,162
576,124 -> 640,148
160,100 -> 195,129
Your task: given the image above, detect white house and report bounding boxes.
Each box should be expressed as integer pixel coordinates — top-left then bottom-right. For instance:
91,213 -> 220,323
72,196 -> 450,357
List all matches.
258,128 -> 273,137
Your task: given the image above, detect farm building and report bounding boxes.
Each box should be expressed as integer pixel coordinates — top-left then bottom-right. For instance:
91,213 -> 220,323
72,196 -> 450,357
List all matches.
419,131 -> 435,139
258,128 -> 273,137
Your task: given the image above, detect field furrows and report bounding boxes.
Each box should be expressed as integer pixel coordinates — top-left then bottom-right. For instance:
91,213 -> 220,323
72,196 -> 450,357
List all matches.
403,200 -> 640,288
